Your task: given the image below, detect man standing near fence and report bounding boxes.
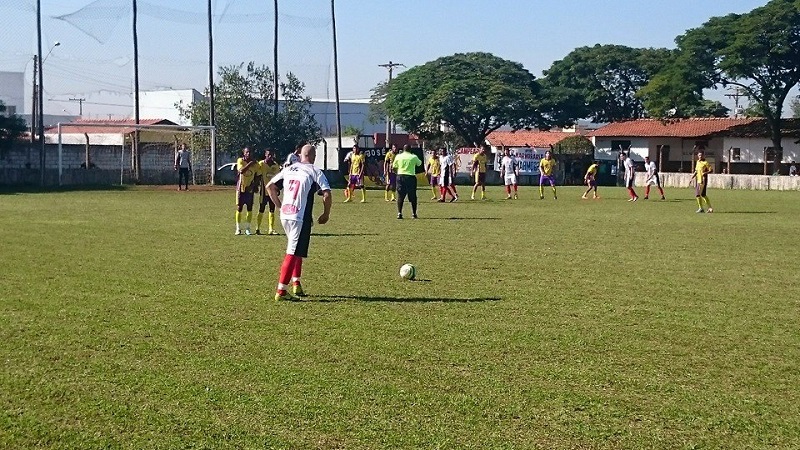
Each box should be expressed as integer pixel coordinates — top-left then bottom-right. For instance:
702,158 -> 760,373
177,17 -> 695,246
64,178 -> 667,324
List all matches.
393,144 -> 422,219
174,143 -> 192,191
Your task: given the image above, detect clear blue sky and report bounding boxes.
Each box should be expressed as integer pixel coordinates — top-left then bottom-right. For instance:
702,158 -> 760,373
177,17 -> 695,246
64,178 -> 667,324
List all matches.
0,0 -> 776,119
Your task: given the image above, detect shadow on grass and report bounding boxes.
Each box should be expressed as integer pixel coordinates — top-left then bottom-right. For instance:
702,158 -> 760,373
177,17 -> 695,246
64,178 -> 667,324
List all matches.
311,233 -> 379,237
305,294 -> 501,303
714,211 -> 777,214
415,217 -> 501,221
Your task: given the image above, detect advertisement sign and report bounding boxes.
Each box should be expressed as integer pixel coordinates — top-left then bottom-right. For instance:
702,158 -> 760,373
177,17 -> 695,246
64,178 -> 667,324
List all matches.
455,147 -> 481,174
494,147 -> 549,175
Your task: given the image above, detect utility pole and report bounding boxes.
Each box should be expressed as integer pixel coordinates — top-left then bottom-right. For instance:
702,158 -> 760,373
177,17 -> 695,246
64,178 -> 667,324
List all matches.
207,0 -> 216,184
69,97 -> 86,116
36,0 -> 45,186
378,61 -> 404,148
725,87 -> 748,118
331,0 -> 342,161
31,56 -> 37,143
132,0 -> 141,181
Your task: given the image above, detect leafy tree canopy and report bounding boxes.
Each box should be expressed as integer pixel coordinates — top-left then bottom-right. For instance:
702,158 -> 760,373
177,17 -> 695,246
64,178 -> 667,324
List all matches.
179,62 -> 321,159
383,52 -> 544,147
541,44 -> 674,123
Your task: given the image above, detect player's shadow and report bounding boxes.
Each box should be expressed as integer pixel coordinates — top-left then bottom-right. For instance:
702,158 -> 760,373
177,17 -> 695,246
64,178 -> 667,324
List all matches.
306,294 -> 501,303
311,233 -> 379,236
714,211 -> 777,214
416,217 -> 501,221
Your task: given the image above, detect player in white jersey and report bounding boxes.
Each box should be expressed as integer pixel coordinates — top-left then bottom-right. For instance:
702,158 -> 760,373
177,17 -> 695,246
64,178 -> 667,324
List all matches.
283,144 -> 302,168
266,144 -> 332,301
437,148 -> 458,202
620,152 -> 639,202
499,147 -> 519,199
643,156 -> 665,200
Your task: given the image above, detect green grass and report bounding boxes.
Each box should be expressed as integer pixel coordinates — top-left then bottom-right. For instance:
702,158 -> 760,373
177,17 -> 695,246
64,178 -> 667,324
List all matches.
1,185 -> 799,449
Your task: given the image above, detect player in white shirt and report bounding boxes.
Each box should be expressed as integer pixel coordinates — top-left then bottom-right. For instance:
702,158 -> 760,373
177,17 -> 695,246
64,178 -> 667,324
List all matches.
499,148 -> 519,199
266,144 -> 332,301
643,156 -> 666,200
620,152 -> 639,202
437,148 -> 458,202
283,144 -> 302,168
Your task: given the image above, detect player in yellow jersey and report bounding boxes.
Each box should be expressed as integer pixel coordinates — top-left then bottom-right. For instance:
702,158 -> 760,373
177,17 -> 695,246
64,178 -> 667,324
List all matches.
383,144 -> 397,202
693,151 -> 713,213
344,145 -> 367,203
538,150 -> 557,200
582,160 -> 600,199
235,147 -> 259,235
470,147 -> 488,200
255,149 -> 281,235
426,150 -> 441,200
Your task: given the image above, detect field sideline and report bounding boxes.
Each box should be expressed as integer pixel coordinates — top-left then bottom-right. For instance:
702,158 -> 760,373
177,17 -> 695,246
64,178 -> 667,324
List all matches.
1,185 -> 799,449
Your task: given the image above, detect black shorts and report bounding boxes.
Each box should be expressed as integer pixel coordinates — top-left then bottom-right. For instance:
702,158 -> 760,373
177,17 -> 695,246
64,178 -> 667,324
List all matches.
396,174 -> 417,194
259,195 -> 275,213
237,191 -> 255,208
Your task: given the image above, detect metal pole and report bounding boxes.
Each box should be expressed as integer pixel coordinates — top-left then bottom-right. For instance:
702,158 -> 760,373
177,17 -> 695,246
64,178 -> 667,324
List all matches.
331,0 -> 342,156
57,123 -> 63,185
208,0 -> 216,184
37,0 -> 45,186
273,0 -> 279,117
31,56 -> 37,144
378,61 -> 404,148
133,0 -> 141,181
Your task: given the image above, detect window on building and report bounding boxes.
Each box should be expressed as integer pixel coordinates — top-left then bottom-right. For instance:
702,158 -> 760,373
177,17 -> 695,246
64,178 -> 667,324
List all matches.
766,147 -> 783,162
611,140 -> 632,154
694,140 -> 708,150
658,145 -> 671,161
731,148 -> 741,161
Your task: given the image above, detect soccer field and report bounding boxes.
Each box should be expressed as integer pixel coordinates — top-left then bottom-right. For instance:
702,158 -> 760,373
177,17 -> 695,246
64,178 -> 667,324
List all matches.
1,185 -> 799,449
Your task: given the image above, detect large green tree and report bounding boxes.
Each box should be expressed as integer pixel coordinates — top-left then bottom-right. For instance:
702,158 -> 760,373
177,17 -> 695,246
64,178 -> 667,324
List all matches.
180,62 -> 321,159
651,0 -> 800,171
0,100 -> 26,152
540,44 -> 673,123
382,52 -> 544,147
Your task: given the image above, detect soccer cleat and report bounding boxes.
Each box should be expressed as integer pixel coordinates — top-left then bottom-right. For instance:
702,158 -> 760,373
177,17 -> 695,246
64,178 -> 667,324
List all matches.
581,195 -> 587,199
268,229 -> 279,235
343,198 -> 352,203
292,284 -> 306,297
235,229 -> 242,235
514,194 -> 518,200
661,196 -> 666,200
390,196 -> 396,201
707,208 -> 713,213
506,195 -> 512,200
255,229 -> 263,235
553,196 -> 557,200
471,195 -> 475,200
539,195 -> 544,200
274,291 -> 297,302
360,199 -> 366,203
437,198 -> 445,203
432,196 -> 439,201
696,208 -> 705,213
450,196 -> 458,203
632,196 -> 638,202
644,196 -> 649,200
397,213 -> 403,219
412,214 -> 418,219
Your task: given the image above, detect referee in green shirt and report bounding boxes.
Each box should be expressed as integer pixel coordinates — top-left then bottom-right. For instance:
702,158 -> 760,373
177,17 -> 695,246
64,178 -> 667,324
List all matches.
391,144 -> 422,219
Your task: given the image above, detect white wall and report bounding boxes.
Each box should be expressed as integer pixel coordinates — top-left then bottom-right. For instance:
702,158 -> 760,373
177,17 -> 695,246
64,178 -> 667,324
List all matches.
140,89 -> 204,125
314,135 -> 359,171
592,137 -> 651,161
0,71 -> 25,114
721,137 -> 800,163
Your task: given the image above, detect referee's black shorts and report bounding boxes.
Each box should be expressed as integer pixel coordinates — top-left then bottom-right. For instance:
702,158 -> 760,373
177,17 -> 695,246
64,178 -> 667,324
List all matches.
396,174 -> 417,194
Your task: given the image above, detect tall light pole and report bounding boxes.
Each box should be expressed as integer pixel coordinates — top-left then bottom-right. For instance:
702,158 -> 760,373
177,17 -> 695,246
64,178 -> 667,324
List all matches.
36,0 -> 46,185
331,0 -> 342,158
378,61 -> 404,148
132,0 -> 141,181
207,0 -> 216,184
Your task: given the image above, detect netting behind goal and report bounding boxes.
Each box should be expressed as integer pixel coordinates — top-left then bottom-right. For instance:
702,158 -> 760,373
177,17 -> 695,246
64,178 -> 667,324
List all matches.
53,123 -> 215,185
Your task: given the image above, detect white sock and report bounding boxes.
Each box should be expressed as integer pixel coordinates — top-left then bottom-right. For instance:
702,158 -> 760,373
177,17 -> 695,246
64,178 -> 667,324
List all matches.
277,283 -> 288,291
291,277 -> 300,284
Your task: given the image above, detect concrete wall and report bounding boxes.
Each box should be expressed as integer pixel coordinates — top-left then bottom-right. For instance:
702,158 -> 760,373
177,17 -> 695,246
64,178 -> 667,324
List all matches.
634,172 -> 800,191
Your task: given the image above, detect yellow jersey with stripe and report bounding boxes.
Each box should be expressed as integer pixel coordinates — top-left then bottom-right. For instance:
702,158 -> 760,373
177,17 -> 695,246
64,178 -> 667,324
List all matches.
428,157 -> 441,176
695,160 -> 711,183
350,153 -> 365,176
236,157 -> 259,193
540,158 -> 555,176
472,153 -> 488,173
384,151 -> 396,173
258,160 -> 281,194
585,163 -> 598,179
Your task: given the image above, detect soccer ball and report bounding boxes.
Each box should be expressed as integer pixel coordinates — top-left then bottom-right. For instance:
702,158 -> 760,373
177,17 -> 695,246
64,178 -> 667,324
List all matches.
399,263 -> 416,280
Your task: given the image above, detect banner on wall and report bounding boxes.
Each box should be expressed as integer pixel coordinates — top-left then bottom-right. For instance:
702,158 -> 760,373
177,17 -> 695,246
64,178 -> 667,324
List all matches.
494,147 -> 549,175
455,147 -> 482,173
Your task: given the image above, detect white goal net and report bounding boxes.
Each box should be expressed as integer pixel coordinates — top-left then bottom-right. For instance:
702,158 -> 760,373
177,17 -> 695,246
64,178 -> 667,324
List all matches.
50,122 -> 216,185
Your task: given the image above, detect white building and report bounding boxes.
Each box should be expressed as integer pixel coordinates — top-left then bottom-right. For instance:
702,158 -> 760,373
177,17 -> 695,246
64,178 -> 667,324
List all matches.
139,89 -> 386,135
0,71 -> 25,115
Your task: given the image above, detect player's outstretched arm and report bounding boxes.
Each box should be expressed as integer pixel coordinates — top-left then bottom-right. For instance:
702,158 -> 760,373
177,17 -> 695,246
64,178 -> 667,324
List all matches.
318,190 -> 332,224
267,183 -> 282,210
